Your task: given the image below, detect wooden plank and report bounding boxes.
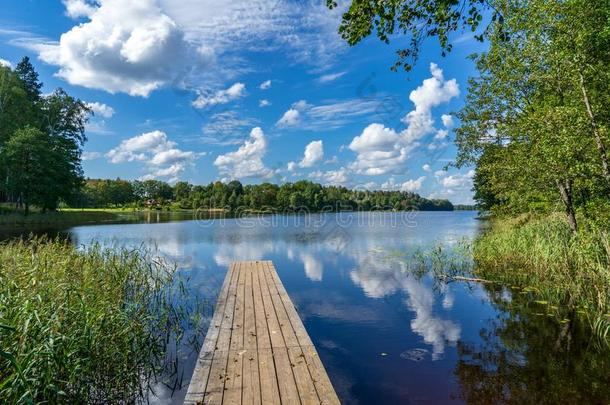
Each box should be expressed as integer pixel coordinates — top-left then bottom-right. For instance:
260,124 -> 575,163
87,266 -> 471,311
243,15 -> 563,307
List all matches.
256,262 -> 301,405
224,262 -> 246,404
252,263 -> 281,405
203,261 -> 241,404
185,263 -> 236,404
241,262 -> 262,405
185,261 -> 339,405
262,262 -> 320,404
264,261 -> 340,405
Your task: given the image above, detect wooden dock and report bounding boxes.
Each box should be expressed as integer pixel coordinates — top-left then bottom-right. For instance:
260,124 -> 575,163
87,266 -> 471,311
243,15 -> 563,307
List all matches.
184,261 -> 340,405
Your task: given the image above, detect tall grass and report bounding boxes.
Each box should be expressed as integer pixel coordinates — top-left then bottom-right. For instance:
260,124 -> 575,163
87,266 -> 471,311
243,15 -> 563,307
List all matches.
473,214 -> 610,344
0,238 -> 195,403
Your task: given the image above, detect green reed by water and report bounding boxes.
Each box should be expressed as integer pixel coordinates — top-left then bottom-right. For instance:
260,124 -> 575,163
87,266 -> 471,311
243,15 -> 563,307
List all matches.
472,214 -> 610,345
0,238 -> 196,403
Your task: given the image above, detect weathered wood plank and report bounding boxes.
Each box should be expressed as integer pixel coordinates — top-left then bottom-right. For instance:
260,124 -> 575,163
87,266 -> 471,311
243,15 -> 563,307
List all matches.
184,263 -> 236,404
265,261 -> 340,405
203,261 -> 241,404
252,263 -> 280,404
223,262 -> 246,404
241,262 -> 262,405
185,260 -> 339,405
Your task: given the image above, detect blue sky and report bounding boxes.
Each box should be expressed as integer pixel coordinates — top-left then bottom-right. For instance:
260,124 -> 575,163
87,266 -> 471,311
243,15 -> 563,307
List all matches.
0,0 -> 485,204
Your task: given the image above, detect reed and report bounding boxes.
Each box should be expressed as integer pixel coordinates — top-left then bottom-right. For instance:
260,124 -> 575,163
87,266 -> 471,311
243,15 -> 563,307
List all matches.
472,214 -> 610,344
0,237 -> 195,403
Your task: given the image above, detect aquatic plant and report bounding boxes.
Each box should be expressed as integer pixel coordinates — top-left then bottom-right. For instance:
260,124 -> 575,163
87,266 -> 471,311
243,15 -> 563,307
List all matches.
0,237 -> 201,403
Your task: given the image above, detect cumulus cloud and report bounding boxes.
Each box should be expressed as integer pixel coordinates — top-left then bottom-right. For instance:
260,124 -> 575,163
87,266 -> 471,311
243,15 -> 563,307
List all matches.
276,108 -> 301,127
62,0 -> 97,19
86,102 -> 115,118
347,64 -> 459,176
0,58 -> 12,68
106,130 -> 197,180
428,169 -> 475,204
422,163 -> 432,172
259,79 -> 271,90
192,82 -> 245,109
441,114 -> 454,128
309,167 -> 349,186
348,123 -> 412,176
40,0 -> 189,97
259,99 -> 271,107
214,127 -> 274,180
381,176 -> 426,192
298,140 -> 324,168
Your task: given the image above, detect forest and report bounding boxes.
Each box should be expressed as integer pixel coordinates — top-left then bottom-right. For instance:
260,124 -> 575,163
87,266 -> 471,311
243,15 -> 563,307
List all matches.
78,178 -> 455,212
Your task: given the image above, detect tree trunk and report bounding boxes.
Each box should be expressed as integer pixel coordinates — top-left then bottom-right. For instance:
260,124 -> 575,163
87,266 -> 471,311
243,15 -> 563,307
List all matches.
557,179 -> 577,233
579,71 -> 610,187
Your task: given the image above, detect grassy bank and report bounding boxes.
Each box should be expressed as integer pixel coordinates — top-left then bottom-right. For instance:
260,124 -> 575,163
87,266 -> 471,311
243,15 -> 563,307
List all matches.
472,214 -> 610,343
0,238 -> 192,403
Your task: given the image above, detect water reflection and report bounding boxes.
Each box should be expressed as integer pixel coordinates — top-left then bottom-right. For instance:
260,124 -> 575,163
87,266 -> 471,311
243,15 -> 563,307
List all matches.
5,211 -> 609,404
349,253 -> 460,360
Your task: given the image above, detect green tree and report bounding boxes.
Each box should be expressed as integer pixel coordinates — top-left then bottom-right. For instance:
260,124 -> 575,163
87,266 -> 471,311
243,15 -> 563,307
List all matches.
326,0 -> 504,71
4,127 -> 53,214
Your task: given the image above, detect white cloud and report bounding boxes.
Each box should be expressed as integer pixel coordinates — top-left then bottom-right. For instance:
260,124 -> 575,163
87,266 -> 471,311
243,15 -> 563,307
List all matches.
159,0 -> 346,68
259,79 -> 271,90
441,114 -> 454,128
428,169 -> 475,204
42,0 -> 189,97
347,64 -> 459,176
325,155 -> 339,164
214,127 -> 274,180
401,176 -> 426,192
259,99 -> 271,107
0,58 -> 12,68
381,176 -> 426,192
82,151 -> 102,161
440,170 -> 474,188
150,148 -> 195,165
422,163 -> 432,172
401,63 -> 459,143
434,129 -> 449,140
348,123 -> 412,176
192,82 -> 245,109
201,111 -> 258,145
318,71 -> 346,83
106,130 -> 197,179
276,108 -> 301,127
86,102 -> 115,118
309,167 -> 349,186
299,140 -> 324,168
62,0 -> 97,19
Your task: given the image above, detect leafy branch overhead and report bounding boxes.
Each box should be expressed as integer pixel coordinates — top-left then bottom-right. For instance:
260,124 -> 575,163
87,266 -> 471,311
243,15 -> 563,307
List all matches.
326,0 -> 504,71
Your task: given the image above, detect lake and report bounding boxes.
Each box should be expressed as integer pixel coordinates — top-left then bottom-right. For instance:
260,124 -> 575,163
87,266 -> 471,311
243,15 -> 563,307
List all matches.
3,211 -> 609,404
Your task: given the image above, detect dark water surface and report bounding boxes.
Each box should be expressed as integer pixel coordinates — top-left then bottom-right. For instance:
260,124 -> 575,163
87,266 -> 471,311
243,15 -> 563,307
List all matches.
3,211 -> 609,404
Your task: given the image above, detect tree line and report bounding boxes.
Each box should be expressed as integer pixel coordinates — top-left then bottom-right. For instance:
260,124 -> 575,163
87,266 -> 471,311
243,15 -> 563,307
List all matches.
78,178 -> 454,212
332,0 -> 610,232
0,57 -> 90,214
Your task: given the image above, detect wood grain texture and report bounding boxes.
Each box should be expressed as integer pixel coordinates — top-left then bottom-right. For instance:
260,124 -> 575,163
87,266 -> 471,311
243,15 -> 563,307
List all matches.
185,261 -> 339,405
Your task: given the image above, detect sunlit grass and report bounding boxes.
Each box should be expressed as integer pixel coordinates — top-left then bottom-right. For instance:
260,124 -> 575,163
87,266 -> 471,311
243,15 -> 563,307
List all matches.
472,214 -> 610,344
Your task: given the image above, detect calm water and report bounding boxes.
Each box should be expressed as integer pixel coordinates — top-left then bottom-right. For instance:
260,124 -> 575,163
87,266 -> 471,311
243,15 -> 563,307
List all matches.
3,211 -> 609,404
